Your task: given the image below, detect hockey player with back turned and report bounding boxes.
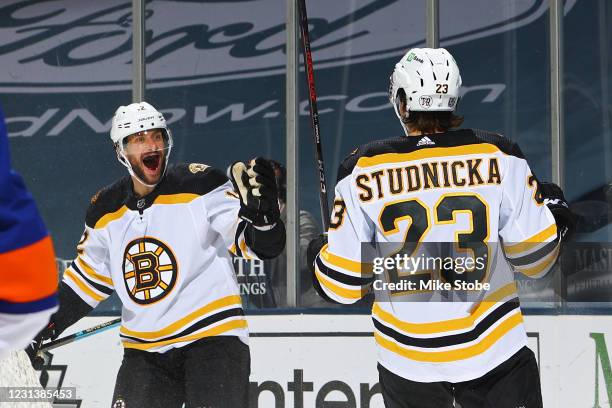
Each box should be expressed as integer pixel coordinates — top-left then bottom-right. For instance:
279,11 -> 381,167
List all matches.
29,101 -> 285,407
307,48 -> 575,408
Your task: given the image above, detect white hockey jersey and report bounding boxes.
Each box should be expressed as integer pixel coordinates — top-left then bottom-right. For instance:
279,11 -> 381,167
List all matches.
314,129 -> 560,382
62,163 -> 259,353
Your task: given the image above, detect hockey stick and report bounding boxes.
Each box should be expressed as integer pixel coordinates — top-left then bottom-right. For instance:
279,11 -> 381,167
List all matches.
40,318 -> 121,352
30,318 -> 121,369
297,0 -> 330,231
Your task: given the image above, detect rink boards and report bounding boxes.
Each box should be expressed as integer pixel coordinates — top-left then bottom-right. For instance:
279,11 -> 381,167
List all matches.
39,315 -> 612,407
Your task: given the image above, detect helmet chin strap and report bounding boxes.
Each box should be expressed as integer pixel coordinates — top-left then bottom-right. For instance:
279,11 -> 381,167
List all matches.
117,146 -> 172,190
399,120 -> 410,137
393,97 -> 411,137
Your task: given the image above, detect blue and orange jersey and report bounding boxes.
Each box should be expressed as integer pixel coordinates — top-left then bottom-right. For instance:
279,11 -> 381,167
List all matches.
0,105 -> 58,314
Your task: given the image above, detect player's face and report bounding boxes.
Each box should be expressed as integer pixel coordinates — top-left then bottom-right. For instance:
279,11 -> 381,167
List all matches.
124,129 -> 168,185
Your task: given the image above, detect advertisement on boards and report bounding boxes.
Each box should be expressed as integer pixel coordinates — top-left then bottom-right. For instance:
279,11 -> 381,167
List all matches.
24,314 -> 612,408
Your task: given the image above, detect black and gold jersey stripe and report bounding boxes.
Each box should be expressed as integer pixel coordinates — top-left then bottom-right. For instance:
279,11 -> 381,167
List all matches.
123,319 -> 248,351
120,307 -> 244,345
373,298 -> 520,349
374,312 -> 523,363
504,223 -> 560,278
64,268 -> 107,303
314,244 -> 373,302
507,238 -> 559,266
503,224 -> 557,256
371,281 -> 518,335
315,256 -> 373,287
371,282 -> 522,363
119,295 -> 246,350
337,129 -> 523,183
69,261 -> 113,296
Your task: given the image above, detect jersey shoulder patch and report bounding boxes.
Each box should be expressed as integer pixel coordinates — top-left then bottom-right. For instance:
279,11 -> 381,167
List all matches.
86,177 -> 130,229
160,163 -> 228,196
187,162 -> 210,174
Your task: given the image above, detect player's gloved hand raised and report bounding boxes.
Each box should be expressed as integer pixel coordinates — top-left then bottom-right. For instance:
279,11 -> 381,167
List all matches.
24,321 -> 57,370
539,182 -> 576,243
229,158 -> 280,228
307,234 -> 328,274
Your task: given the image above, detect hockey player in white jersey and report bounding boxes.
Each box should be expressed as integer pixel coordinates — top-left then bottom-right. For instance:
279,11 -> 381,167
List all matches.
307,48 -> 574,408
29,102 -> 285,407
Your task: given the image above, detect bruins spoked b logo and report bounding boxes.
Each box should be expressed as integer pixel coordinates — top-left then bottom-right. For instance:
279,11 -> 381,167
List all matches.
123,237 -> 178,305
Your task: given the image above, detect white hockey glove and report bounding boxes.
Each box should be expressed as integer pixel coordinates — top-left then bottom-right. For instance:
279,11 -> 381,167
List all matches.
229,158 -> 280,228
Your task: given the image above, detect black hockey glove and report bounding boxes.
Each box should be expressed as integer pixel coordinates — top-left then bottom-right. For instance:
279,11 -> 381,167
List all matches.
229,158 -> 280,228
307,234 -> 339,303
25,321 -> 57,370
307,234 -> 328,274
539,182 -> 576,243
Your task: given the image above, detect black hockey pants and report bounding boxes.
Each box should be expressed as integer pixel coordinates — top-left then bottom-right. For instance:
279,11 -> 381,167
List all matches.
111,336 -> 250,408
378,346 -> 543,408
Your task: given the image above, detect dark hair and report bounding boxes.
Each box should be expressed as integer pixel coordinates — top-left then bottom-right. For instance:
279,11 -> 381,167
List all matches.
404,111 -> 464,134
397,89 -> 463,133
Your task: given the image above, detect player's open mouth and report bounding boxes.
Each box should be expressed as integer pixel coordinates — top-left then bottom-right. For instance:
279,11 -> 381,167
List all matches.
142,152 -> 161,172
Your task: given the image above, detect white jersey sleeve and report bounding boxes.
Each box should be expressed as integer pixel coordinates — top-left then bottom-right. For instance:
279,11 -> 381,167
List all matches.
62,225 -> 114,308
203,180 -> 260,260
499,156 -> 560,278
314,175 -> 375,304
0,312 -> 55,360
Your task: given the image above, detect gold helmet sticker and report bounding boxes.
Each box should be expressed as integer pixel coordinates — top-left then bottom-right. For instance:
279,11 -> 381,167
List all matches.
122,237 -> 178,305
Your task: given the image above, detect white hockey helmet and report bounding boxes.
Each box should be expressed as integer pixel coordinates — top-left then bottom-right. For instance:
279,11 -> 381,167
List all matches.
110,102 -> 173,187
388,48 -> 462,123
